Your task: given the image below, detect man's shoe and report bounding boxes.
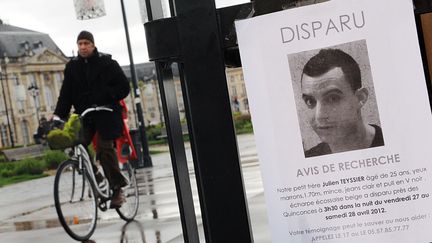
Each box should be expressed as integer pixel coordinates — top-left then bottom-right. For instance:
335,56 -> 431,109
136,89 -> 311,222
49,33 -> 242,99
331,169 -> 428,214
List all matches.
110,188 -> 126,209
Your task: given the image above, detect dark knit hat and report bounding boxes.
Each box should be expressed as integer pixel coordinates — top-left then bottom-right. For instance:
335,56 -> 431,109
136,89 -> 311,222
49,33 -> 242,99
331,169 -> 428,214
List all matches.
77,30 -> 94,43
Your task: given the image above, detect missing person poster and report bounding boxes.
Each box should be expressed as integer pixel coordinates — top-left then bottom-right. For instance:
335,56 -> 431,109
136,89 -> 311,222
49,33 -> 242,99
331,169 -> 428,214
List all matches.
236,0 -> 432,242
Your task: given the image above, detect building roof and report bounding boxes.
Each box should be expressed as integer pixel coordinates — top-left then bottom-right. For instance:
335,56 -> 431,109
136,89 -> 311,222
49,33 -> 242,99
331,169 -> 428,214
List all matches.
0,19 -> 65,59
121,62 -> 179,82
122,62 -> 156,81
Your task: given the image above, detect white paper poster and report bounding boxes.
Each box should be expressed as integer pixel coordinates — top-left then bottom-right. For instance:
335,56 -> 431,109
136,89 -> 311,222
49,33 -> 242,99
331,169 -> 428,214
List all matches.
236,0 -> 432,242
73,0 -> 106,20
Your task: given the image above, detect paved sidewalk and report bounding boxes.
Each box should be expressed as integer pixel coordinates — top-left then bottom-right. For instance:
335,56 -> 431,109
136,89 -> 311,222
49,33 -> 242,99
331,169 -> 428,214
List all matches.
0,134 -> 271,242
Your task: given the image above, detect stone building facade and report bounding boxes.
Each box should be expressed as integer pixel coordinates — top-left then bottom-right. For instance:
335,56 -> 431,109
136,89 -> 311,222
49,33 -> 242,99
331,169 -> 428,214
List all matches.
122,64 -> 249,129
0,20 -> 68,147
225,67 -> 249,114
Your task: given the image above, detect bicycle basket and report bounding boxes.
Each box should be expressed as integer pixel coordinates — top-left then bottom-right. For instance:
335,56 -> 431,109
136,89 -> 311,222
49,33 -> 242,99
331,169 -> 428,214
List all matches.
47,114 -> 82,150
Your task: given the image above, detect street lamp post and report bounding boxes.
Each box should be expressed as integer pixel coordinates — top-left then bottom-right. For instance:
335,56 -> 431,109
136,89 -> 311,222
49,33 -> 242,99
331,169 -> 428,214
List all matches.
120,0 -> 153,168
0,65 -> 14,147
28,83 -> 41,127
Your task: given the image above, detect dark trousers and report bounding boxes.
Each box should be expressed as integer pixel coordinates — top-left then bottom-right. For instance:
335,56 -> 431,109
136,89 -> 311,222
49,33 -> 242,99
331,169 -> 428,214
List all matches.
82,122 -> 124,189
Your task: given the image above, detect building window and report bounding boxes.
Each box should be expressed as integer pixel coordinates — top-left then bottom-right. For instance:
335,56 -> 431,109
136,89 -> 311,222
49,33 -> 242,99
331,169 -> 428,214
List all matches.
21,41 -> 30,51
144,83 -> 154,96
0,124 -> 8,147
0,97 -> 5,112
43,73 -> 50,82
146,97 -> 153,104
231,86 -> 237,96
44,85 -> 55,111
233,97 -> 240,112
178,100 -> 184,111
17,101 -> 25,114
175,83 -> 182,92
54,72 -> 62,85
12,74 -> 20,85
244,98 -> 249,112
14,84 -> 26,113
230,76 -> 236,83
33,94 -> 41,108
21,120 -> 30,145
33,41 -> 43,49
28,73 -> 36,84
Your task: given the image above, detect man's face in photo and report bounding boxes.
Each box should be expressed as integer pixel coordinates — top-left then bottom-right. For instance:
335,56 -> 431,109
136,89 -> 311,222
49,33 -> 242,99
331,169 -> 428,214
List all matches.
301,67 -> 363,144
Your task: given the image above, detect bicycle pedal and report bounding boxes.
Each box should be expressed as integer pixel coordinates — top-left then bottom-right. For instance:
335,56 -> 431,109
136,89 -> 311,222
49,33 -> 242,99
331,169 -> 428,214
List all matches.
98,202 -> 108,212
99,181 -> 109,194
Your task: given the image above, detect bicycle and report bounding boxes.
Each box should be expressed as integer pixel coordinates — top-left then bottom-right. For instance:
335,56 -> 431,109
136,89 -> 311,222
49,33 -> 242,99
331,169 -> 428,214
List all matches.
52,106 -> 139,241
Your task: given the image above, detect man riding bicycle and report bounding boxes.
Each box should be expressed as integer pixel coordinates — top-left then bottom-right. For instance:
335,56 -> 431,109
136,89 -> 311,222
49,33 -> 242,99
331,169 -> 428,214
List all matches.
53,30 -> 130,208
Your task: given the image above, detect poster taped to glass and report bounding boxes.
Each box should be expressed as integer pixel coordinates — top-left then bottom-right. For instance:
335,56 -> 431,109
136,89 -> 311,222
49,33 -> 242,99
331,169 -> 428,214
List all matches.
236,0 -> 432,242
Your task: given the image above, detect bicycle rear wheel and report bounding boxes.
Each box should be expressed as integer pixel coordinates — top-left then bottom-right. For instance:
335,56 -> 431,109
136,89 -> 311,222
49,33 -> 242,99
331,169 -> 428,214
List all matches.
116,163 -> 139,221
54,160 -> 98,241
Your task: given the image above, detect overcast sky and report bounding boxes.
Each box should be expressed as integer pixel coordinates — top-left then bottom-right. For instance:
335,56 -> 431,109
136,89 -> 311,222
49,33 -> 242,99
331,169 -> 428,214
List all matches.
0,0 -> 248,65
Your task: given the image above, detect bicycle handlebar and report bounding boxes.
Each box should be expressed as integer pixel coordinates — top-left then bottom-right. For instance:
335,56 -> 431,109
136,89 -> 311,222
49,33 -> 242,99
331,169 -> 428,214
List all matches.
50,106 -> 113,128
51,117 -> 65,129
80,106 -> 113,118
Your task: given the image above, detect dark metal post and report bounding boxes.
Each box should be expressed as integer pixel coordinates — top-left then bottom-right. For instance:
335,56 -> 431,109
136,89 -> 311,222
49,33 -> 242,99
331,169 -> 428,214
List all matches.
9,75 -> 18,142
120,0 -> 152,167
144,0 -> 253,241
155,61 -> 199,242
172,0 -> 254,242
28,83 -> 41,127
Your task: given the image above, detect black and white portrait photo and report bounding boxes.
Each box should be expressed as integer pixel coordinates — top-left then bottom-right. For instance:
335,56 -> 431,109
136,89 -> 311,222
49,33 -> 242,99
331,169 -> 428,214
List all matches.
288,40 -> 384,158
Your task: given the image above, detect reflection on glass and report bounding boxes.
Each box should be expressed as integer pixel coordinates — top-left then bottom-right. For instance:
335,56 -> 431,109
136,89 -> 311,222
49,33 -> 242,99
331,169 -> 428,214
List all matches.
120,220 -> 161,243
139,168 -> 158,219
83,167 -> 161,243
145,169 -> 158,219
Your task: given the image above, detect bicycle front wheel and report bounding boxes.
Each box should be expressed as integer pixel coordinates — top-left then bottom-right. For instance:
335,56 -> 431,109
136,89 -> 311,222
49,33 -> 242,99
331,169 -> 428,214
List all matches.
54,160 -> 98,241
116,163 -> 139,221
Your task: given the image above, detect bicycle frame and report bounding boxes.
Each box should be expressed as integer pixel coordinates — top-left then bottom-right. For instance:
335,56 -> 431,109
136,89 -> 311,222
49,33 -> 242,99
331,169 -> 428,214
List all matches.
67,106 -> 116,202
70,144 -> 110,200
